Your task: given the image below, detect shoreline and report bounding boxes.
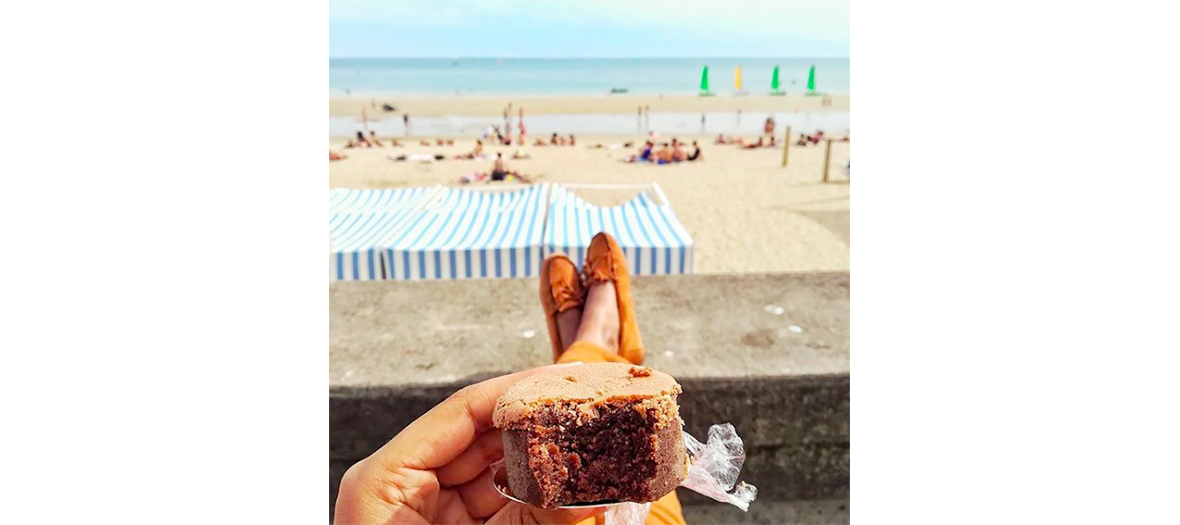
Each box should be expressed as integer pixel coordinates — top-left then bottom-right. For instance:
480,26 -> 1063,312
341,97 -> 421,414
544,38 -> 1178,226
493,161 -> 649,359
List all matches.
329,110 -> 850,139
329,93 -> 850,118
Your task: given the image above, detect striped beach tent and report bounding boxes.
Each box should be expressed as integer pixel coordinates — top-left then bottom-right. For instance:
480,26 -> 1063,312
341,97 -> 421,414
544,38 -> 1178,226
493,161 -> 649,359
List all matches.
384,184 -> 550,280
545,184 -> 694,275
329,186 -> 441,281
329,186 -> 441,214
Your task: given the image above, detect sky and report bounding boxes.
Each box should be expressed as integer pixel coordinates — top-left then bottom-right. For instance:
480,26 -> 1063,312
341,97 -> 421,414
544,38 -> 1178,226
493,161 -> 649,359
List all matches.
329,0 -> 850,58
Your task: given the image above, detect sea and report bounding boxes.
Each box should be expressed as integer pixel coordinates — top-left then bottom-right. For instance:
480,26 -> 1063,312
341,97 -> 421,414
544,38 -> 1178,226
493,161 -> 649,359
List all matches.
328,57 -> 849,137
329,57 -> 849,97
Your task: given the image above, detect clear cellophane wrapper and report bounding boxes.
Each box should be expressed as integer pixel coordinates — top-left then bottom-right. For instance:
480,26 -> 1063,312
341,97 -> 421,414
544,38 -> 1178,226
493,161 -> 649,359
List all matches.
604,423 -> 757,525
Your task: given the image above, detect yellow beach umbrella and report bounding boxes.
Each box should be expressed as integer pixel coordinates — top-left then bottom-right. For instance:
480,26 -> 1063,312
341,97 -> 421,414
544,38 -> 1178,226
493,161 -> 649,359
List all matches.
735,65 -> 743,91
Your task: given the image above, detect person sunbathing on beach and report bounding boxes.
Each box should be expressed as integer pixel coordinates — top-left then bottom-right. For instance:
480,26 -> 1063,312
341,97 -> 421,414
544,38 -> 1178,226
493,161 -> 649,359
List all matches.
809,131 -> 825,144
390,153 -> 443,162
655,143 -> 675,164
533,138 -> 547,147
671,139 -> 687,162
558,135 -> 568,146
687,141 -> 702,161
387,137 -> 403,147
512,149 -> 531,160
764,116 -> 776,136
460,170 -> 533,184
742,137 -> 765,149
796,133 -> 809,146
550,133 -> 559,146
568,134 -> 576,146
454,140 -> 485,160
330,151 -> 347,161
485,155 -> 534,184
626,141 -> 655,163
491,153 -> 510,181
368,131 -> 384,147
354,131 -> 372,148
459,171 -> 488,184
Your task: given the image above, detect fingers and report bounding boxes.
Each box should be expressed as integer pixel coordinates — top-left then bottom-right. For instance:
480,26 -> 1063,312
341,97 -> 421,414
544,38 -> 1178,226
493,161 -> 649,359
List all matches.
436,429 -> 504,487
484,502 -> 603,525
334,459 -> 431,525
372,363 -> 580,472
432,489 -> 478,525
455,467 -> 509,519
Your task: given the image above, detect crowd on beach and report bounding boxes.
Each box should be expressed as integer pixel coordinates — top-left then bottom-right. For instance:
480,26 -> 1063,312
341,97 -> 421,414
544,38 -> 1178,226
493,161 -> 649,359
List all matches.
709,117 -> 849,150
625,135 -> 702,164
344,130 -> 401,149
331,107 -> 847,182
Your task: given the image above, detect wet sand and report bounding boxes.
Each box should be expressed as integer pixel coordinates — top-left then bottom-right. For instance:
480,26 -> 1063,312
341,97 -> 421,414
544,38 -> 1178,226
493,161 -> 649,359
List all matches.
330,93 -> 849,118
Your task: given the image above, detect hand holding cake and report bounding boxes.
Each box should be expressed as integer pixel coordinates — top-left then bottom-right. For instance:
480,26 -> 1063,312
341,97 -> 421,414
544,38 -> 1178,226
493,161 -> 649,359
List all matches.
333,363 -> 604,525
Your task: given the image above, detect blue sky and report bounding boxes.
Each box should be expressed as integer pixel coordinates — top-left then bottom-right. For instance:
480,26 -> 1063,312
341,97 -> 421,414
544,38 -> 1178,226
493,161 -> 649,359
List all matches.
330,0 -> 850,58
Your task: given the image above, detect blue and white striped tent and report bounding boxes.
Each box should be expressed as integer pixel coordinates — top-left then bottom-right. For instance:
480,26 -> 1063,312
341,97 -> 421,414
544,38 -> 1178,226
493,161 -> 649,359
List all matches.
384,184 -> 550,280
545,184 -> 694,275
329,187 -> 440,214
329,187 -> 440,281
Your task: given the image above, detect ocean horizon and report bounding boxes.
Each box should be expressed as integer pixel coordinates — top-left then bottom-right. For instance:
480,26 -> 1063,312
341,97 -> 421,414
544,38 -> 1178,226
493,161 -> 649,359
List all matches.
330,57 -> 850,97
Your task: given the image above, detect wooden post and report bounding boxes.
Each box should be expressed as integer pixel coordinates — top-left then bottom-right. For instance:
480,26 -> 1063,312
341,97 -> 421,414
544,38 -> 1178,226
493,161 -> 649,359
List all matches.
822,138 -> 833,182
781,126 -> 791,167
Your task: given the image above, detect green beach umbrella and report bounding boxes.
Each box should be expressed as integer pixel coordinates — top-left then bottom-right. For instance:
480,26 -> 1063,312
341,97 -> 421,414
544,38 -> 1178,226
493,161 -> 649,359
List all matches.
700,66 -> 709,92
771,66 -> 780,91
807,65 -> 816,92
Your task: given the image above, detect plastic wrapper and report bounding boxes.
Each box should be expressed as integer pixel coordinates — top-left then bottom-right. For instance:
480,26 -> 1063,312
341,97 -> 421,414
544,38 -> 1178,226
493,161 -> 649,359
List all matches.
604,423 -> 758,525
680,423 -> 758,510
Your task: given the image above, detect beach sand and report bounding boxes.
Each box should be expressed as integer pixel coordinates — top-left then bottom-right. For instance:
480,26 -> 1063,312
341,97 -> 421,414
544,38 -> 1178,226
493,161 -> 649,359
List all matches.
329,132 -> 849,274
330,93 -> 849,118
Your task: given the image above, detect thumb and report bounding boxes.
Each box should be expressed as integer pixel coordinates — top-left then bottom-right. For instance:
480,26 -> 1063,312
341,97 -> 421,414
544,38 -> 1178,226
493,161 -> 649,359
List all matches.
484,501 -> 604,525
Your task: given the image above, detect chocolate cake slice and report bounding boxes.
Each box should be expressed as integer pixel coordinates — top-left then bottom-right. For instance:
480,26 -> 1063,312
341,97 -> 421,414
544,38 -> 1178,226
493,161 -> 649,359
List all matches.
492,363 -> 689,508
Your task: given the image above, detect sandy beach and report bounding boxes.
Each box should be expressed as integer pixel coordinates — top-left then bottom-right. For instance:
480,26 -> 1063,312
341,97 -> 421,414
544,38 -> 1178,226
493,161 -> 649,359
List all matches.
330,93 -> 849,118
329,128 -> 849,274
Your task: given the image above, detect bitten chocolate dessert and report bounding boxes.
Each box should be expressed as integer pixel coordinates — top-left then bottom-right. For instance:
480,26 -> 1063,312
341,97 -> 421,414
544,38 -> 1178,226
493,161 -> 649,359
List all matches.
492,363 -> 689,508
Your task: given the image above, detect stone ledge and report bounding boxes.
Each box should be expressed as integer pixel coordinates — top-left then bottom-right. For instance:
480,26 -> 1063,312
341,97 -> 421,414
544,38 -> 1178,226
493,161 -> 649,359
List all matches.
329,272 -> 850,520
331,272 -> 849,388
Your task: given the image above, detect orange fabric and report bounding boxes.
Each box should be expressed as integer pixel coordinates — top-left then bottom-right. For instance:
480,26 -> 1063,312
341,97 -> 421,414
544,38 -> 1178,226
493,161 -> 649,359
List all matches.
582,233 -> 644,365
558,340 -> 686,525
557,340 -> 634,365
646,490 -> 686,525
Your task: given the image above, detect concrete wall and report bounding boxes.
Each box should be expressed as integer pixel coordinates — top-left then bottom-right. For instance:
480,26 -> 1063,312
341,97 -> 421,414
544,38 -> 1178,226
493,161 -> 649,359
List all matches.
330,272 -> 850,523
